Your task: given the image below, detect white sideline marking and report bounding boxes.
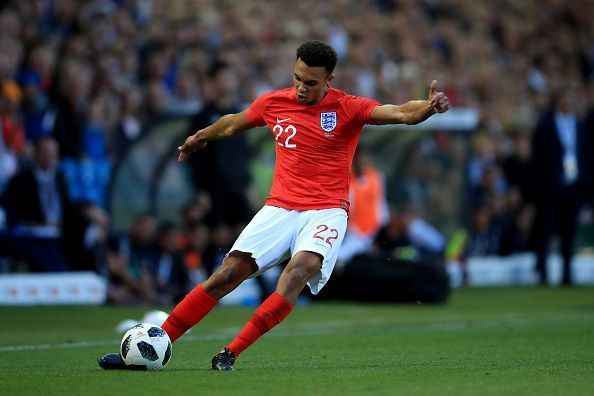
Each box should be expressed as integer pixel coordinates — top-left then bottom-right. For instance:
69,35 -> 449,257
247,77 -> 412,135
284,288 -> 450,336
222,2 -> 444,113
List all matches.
0,339 -> 118,352
0,315 -> 586,353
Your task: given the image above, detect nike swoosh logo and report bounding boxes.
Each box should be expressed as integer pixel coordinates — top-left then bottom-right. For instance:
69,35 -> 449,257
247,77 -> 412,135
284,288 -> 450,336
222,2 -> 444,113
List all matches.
276,117 -> 291,124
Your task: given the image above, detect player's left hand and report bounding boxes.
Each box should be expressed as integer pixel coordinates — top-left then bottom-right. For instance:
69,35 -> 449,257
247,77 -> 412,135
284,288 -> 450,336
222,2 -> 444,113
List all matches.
427,80 -> 449,114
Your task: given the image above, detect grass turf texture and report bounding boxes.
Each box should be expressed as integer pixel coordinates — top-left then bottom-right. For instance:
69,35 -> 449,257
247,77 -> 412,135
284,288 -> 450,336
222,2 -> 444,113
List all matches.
1,287 -> 593,396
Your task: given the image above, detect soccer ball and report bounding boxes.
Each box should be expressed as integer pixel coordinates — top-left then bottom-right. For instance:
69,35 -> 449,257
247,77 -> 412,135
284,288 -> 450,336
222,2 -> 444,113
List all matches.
120,323 -> 172,370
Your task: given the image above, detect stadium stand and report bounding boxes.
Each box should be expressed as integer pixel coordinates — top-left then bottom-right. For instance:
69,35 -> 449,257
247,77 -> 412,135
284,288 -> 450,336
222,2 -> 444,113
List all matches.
0,0 -> 593,304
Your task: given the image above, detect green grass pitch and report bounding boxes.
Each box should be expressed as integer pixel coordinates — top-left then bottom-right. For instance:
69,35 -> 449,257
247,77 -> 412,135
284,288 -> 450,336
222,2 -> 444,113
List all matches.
1,287 -> 593,396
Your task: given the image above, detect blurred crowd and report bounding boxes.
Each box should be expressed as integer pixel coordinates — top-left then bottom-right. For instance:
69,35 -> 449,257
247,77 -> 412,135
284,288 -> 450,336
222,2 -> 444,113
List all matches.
0,0 -> 594,301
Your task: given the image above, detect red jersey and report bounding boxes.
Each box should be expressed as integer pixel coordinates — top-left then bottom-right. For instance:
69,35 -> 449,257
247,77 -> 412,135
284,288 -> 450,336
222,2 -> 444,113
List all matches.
246,87 -> 380,212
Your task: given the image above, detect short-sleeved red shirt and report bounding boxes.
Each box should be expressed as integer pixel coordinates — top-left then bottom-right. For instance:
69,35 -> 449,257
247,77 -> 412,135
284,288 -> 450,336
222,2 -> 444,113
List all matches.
246,87 -> 380,213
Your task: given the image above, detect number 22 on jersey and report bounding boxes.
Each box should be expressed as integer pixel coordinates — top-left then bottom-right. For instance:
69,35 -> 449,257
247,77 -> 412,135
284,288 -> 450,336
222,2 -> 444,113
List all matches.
273,124 -> 297,148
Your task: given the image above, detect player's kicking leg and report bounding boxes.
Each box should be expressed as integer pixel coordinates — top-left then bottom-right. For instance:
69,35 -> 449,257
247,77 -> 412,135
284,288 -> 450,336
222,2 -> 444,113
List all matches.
98,253 -> 257,370
211,251 -> 322,371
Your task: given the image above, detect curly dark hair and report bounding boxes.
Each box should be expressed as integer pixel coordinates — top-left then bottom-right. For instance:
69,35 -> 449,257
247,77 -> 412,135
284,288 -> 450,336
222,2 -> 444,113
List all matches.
296,40 -> 337,74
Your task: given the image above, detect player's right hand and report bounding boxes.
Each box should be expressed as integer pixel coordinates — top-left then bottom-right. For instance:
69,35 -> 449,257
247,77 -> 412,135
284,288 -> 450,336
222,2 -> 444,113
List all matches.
177,134 -> 207,162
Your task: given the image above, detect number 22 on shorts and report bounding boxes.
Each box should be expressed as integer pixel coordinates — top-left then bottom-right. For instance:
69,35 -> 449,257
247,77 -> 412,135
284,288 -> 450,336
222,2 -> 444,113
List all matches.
312,224 -> 338,247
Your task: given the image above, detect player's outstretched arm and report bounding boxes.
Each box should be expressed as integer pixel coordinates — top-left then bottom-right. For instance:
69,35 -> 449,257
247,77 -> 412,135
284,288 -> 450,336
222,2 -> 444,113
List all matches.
370,80 -> 449,126
178,110 -> 252,162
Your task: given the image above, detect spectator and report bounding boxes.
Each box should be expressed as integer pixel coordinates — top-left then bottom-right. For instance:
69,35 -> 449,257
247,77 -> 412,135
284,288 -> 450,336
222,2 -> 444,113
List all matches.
17,41 -> 57,141
585,85 -> 594,205
338,148 -> 388,263
502,132 -> 535,204
470,163 -> 507,208
0,80 -> 26,156
152,223 -> 190,305
51,57 -> 93,159
467,134 -> 498,196
60,92 -> 112,207
375,204 -> 446,261
0,80 -> 23,193
179,193 -> 212,230
106,214 -> 159,305
465,205 -> 499,257
144,79 -> 173,123
498,131 -> 537,256
187,61 -> 254,228
0,137 -> 102,271
109,85 -> 145,163
167,68 -> 202,116
498,187 -> 534,256
531,88 -> 593,285
181,220 -> 210,287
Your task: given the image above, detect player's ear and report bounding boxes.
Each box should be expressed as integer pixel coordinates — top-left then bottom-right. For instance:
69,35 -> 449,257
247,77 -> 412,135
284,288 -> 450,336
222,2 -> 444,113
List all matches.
327,73 -> 335,85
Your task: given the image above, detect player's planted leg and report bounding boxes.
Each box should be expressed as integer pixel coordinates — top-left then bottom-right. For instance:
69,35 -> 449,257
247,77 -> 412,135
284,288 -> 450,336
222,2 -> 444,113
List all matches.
98,253 -> 257,370
211,347 -> 237,371
162,253 -> 257,341
212,251 -> 322,371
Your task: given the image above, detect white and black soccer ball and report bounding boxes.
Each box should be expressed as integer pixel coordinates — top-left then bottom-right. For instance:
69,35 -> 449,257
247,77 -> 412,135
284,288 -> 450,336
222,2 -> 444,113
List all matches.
120,323 -> 172,370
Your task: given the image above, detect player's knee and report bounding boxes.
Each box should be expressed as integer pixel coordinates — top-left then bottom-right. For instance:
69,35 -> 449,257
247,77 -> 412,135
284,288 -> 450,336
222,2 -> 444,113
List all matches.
285,253 -> 322,284
283,266 -> 310,286
204,254 -> 256,298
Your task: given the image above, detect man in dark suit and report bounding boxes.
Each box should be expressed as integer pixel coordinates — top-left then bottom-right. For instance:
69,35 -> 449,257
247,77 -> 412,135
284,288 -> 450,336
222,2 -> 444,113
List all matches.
586,93 -> 594,204
187,61 -> 254,229
0,136 -> 109,272
1,137 -> 71,271
531,89 -> 593,285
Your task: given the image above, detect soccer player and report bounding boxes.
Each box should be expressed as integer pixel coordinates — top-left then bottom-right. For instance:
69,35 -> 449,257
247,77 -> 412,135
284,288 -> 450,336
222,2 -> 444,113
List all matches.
99,40 -> 448,371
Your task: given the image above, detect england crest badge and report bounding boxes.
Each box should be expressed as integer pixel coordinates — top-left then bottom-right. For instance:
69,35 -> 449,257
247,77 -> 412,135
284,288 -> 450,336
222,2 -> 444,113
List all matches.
320,112 -> 337,133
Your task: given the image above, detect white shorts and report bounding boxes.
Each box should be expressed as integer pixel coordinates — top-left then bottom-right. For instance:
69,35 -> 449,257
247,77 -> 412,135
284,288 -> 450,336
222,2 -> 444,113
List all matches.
228,205 -> 348,294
